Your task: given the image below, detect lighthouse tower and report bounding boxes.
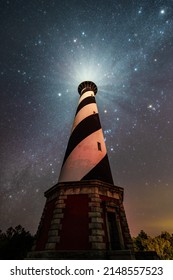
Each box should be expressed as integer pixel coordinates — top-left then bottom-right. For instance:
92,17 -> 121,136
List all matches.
59,81 -> 113,184
28,81 -> 134,259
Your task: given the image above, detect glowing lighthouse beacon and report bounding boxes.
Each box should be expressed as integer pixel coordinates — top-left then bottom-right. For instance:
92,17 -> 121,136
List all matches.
29,81 -> 134,259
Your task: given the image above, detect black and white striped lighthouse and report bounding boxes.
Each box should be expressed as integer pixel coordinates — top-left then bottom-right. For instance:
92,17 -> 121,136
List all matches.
59,81 -> 113,184
29,81 -> 134,260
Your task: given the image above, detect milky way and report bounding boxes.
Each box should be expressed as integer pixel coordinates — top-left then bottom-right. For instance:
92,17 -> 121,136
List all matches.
0,0 -> 173,236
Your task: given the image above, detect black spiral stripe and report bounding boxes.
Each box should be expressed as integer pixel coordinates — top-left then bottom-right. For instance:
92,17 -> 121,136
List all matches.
62,113 -> 101,166
75,96 -> 96,116
82,154 -> 114,184
58,81 -> 114,185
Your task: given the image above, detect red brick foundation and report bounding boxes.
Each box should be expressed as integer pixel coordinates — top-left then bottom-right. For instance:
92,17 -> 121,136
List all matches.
30,180 -> 134,259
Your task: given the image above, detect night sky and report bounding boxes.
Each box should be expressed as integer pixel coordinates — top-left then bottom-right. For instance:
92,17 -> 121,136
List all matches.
1,0 -> 173,237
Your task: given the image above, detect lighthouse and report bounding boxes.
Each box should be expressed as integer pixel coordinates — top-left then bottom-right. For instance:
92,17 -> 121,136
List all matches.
59,81 -> 113,184
28,81 -> 134,259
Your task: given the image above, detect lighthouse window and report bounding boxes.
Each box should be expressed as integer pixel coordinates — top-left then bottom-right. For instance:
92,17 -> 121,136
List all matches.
97,142 -> 102,151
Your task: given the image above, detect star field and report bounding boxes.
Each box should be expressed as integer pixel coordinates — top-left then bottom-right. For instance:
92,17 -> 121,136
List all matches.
0,0 -> 173,236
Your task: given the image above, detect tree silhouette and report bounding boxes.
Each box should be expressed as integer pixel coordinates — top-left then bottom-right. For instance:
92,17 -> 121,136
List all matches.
0,225 -> 34,259
133,230 -> 173,260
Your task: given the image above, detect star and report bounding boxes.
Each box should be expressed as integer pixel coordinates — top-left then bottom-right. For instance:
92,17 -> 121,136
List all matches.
160,9 -> 165,15
81,31 -> 86,37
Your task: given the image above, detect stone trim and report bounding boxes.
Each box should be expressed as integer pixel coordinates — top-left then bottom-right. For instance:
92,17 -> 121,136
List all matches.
53,208 -> 63,214
89,202 -> 100,207
50,223 -> 62,230
89,236 -> 103,242
89,223 -> 102,229
91,229 -> 105,236
53,213 -> 64,219
45,243 -> 56,250
91,217 -> 103,223
91,242 -> 106,250
90,206 -> 102,212
48,229 -> 59,237
90,197 -> 101,202
88,193 -> 106,250
88,212 -> 101,218
45,195 -> 66,250
48,236 -> 60,243
45,181 -> 123,201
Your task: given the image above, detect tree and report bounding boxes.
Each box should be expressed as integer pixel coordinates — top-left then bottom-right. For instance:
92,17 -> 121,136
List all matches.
133,230 -> 173,260
133,230 -> 149,251
0,225 -> 34,260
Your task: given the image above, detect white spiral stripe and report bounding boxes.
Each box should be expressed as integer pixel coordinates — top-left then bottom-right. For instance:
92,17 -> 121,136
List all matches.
78,90 -> 95,104
58,129 -> 106,182
71,103 -> 98,133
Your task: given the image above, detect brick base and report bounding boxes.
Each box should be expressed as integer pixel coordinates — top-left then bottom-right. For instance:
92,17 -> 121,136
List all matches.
30,180 -> 133,258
